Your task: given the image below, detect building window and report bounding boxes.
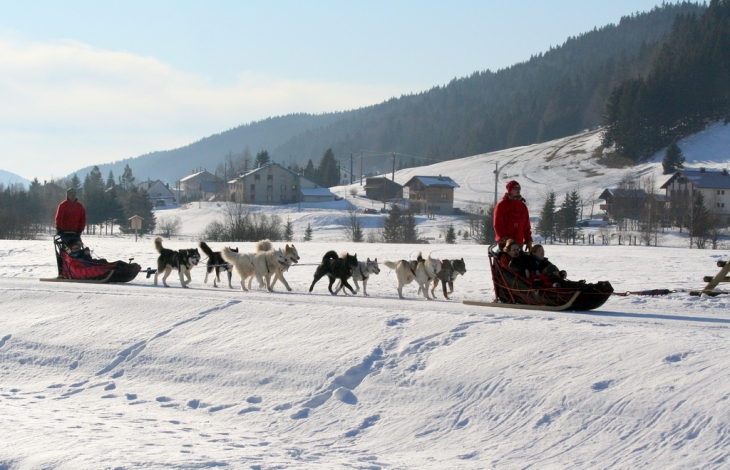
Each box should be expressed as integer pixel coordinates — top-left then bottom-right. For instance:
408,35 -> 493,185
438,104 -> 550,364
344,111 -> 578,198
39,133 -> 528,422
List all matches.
250,184 -> 255,191
440,194 -> 447,199
267,185 -> 273,191
281,185 -> 286,191
267,194 -> 273,201
254,174 -> 260,181
267,175 -> 273,181
292,185 -> 297,190
250,195 -> 255,202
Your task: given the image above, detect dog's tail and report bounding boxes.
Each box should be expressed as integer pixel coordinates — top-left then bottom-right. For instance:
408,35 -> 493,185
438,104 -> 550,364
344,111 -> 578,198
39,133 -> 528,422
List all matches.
154,237 -> 164,253
383,260 -> 398,270
199,241 -> 215,258
220,247 -> 237,263
256,239 -> 273,252
322,250 -> 339,263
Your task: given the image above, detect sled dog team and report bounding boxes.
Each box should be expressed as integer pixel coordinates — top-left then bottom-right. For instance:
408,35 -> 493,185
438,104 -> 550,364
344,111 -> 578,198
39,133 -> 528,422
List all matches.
153,236 -> 466,300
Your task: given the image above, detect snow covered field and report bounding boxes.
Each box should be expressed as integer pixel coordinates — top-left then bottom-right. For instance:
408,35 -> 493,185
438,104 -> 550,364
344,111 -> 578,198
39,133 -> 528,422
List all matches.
3,123 -> 730,468
2,235 -> 730,469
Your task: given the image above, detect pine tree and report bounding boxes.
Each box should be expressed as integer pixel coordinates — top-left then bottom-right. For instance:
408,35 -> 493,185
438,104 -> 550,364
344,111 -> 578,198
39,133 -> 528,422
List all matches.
303,223 -> 313,242
662,142 -> 685,174
317,149 -> 339,188
119,164 -> 135,190
254,150 -> 271,168
445,224 -> 456,244
83,166 -> 106,228
382,204 -> 403,243
402,209 -> 419,243
536,192 -> 557,242
284,217 -> 294,242
106,170 -> 115,189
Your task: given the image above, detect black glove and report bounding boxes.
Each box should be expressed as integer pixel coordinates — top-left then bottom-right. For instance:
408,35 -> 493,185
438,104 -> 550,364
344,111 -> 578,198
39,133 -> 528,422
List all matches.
76,231 -> 82,237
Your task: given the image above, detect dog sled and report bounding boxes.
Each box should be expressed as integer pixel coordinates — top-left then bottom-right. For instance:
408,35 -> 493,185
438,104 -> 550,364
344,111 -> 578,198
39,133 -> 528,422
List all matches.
463,245 -> 613,311
40,234 -> 141,283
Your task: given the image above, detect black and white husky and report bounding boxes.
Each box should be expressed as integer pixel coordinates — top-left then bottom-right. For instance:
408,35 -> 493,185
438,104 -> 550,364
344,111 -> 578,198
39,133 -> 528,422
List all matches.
199,241 -> 237,288
336,257 -> 380,296
153,237 -> 201,288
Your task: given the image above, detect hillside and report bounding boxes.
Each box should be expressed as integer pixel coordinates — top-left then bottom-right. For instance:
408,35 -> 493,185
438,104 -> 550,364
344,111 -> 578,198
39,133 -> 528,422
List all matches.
67,3 -> 705,185
72,112 -> 346,186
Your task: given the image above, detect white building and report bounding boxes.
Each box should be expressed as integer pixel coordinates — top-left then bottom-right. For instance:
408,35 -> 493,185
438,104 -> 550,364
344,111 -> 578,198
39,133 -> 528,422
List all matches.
661,168 -> 730,222
228,163 -> 318,204
138,180 -> 175,206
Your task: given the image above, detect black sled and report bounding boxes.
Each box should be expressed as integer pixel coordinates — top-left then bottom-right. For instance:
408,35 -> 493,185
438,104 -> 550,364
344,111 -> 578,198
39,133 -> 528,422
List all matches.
463,245 -> 613,311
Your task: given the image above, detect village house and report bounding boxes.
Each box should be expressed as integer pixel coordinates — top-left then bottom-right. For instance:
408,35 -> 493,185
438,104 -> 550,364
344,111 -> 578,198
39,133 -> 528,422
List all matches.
598,187 -> 649,220
137,180 -> 175,206
363,177 -> 403,201
403,175 -> 460,215
176,170 -> 224,201
660,167 -> 730,222
339,167 -> 355,186
227,163 -> 318,204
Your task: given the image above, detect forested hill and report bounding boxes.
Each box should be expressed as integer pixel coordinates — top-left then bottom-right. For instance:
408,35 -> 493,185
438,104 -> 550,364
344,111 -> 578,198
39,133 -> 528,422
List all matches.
272,2 -> 705,174
72,2 -> 705,184
73,112 -> 347,186
603,0 -> 730,162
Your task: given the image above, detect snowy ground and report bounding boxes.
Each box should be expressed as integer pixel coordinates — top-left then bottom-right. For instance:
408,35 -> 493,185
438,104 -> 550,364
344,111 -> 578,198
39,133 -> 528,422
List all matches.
3,124 -> 730,468
2,235 -> 730,469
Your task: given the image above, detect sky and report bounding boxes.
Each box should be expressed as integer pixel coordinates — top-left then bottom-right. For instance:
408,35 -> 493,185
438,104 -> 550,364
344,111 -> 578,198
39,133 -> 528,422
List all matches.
0,0 -> 670,182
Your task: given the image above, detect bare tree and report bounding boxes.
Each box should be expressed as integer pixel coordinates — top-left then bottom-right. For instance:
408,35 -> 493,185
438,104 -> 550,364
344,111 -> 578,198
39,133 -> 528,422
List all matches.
342,209 -> 364,242
157,215 -> 182,238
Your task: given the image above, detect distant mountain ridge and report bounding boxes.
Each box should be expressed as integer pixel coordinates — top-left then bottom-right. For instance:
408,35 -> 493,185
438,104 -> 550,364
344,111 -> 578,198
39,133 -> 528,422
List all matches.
0,169 -> 31,189
71,2 -> 706,185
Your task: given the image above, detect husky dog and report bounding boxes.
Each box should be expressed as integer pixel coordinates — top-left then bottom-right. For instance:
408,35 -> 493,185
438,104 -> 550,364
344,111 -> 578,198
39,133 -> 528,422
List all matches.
251,240 -> 289,292
266,242 -> 300,292
153,237 -> 201,288
336,257 -> 380,296
431,258 -> 467,300
309,250 -> 358,295
199,241 -> 237,288
383,252 -> 442,300
220,247 -> 255,291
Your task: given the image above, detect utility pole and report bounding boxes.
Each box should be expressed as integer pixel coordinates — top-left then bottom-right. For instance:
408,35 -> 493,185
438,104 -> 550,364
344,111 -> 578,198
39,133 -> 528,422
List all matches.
360,150 -> 363,186
350,152 -> 353,186
391,153 -> 396,181
493,162 -> 501,208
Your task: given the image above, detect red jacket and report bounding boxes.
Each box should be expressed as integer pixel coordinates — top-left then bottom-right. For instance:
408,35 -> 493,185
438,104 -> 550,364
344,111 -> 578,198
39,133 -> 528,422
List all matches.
493,193 -> 532,246
55,199 -> 86,233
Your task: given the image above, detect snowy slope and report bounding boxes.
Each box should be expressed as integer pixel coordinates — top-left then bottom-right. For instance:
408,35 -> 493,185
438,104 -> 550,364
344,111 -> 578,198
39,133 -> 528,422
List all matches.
1,238 -> 730,469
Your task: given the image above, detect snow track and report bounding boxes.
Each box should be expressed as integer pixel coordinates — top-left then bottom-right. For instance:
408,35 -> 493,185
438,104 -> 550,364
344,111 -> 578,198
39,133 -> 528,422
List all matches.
2,240 -> 730,468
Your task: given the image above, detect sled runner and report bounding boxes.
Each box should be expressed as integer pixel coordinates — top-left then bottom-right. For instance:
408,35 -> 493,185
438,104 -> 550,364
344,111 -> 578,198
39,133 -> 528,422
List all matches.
40,235 -> 141,284
463,245 -> 613,311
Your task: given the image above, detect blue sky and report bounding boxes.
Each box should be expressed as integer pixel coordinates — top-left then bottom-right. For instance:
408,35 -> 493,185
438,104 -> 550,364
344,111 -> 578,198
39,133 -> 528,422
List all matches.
0,0 -> 667,181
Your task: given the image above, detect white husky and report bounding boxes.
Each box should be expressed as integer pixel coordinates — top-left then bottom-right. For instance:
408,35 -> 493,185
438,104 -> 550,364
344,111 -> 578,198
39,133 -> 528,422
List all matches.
221,240 -> 288,292
383,252 -> 441,300
336,257 -> 380,296
220,247 -> 255,291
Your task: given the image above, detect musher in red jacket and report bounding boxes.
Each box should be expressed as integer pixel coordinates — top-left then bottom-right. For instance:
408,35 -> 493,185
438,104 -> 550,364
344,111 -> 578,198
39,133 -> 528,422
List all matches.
55,188 -> 87,275
493,180 -> 533,250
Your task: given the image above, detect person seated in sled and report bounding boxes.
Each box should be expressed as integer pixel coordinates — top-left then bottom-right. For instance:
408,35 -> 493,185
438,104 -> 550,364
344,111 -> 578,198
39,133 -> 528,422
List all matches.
501,239 -> 540,283
529,244 -> 567,285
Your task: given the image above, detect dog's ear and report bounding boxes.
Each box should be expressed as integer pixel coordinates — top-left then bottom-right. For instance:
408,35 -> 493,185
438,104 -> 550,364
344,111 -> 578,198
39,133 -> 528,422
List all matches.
374,257 -> 377,262
367,257 -> 370,262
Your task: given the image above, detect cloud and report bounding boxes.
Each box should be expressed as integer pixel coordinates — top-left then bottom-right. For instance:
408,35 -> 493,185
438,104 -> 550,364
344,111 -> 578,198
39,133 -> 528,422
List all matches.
0,36 -> 402,179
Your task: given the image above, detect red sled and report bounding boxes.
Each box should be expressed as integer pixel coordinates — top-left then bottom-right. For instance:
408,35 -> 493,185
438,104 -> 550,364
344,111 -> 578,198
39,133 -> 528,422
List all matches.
40,235 -> 141,284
